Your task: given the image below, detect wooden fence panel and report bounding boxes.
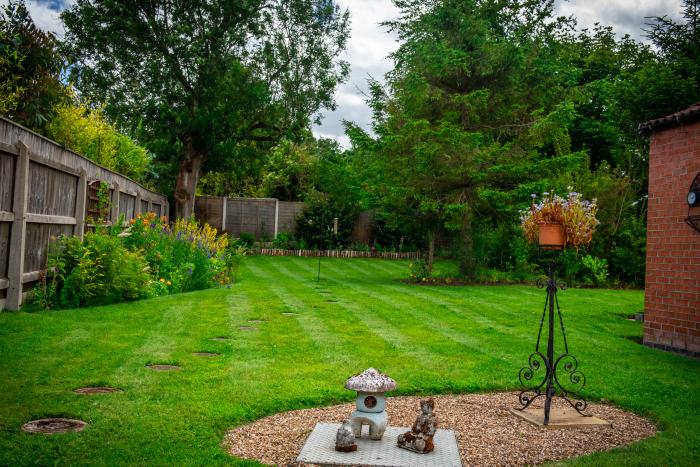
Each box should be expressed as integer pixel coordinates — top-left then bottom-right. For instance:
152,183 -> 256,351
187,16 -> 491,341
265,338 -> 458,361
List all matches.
0,117 -> 169,311
194,196 -> 377,245
119,192 -> 136,220
194,196 -> 224,231
277,201 -> 305,235
23,223 -> 74,273
27,162 -> 78,216
0,151 -> 14,211
223,198 -> 277,239
0,222 -> 9,278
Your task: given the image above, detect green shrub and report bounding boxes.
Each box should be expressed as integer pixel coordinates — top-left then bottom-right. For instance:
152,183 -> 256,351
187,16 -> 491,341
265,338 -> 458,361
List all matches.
32,231 -> 151,309
237,232 -> 255,247
581,255 -> 609,286
408,259 -> 431,282
272,232 -> 294,249
557,249 -> 609,287
31,214 -> 244,310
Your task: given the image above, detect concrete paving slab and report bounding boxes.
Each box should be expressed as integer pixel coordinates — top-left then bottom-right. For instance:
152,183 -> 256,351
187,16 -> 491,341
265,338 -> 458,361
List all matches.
297,423 -> 462,467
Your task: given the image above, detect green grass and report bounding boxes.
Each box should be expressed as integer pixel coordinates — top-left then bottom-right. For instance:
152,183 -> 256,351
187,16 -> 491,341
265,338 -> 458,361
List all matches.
0,256 -> 698,465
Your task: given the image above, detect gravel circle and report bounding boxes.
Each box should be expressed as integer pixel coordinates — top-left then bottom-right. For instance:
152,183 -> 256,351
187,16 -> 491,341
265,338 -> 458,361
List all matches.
223,392 -> 656,466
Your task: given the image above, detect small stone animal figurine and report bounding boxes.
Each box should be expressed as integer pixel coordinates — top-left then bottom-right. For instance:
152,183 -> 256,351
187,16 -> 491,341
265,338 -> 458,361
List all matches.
397,398 -> 438,453
335,420 -> 358,452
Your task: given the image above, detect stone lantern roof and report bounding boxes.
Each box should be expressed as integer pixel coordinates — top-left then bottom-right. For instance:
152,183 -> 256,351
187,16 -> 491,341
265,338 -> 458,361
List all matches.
344,368 -> 397,393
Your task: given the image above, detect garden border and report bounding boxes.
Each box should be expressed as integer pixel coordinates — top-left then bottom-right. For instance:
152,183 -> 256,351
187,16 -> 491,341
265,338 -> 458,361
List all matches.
255,248 -> 419,259
0,117 -> 169,311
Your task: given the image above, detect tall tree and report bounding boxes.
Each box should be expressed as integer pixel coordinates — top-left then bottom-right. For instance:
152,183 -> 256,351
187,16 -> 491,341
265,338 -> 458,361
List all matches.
62,0 -> 349,217
0,0 -> 67,130
350,0 -> 584,273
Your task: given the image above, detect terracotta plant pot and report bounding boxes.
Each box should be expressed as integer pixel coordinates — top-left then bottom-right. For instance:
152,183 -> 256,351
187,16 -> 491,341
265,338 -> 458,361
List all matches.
538,223 -> 566,250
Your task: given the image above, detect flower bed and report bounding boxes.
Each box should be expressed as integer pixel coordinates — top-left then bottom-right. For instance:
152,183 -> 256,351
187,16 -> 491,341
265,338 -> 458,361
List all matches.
30,214 -> 243,310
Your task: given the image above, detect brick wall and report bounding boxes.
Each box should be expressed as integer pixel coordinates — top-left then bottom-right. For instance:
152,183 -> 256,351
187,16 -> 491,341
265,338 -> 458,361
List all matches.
644,119 -> 700,357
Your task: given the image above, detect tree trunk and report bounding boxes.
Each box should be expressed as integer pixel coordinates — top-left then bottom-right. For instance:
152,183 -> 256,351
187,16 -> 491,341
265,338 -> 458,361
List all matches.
427,230 -> 435,272
457,209 -> 475,277
174,139 -> 203,219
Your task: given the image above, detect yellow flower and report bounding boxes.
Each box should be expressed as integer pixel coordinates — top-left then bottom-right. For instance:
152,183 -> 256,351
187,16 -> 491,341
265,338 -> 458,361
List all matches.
159,278 -> 165,283
166,281 -> 172,286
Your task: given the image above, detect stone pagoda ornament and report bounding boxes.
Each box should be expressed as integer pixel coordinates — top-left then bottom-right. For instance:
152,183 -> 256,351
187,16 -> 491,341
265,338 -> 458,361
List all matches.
343,368 -> 397,440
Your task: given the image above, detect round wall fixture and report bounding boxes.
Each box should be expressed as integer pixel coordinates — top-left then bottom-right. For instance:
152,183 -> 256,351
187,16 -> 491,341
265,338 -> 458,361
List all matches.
686,172 -> 700,233
688,172 -> 700,207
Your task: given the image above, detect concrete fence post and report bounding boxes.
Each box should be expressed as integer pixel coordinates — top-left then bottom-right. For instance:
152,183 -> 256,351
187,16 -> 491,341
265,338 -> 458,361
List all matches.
274,199 -> 279,238
222,197 -> 227,232
6,141 -> 30,310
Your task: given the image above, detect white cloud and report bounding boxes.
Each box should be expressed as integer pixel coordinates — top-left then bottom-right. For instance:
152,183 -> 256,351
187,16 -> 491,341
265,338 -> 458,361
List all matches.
312,0 -> 400,148
23,0 -> 72,38
554,0 -> 684,40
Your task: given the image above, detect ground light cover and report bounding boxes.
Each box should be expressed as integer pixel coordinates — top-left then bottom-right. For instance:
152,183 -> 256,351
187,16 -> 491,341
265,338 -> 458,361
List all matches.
0,257 -> 698,465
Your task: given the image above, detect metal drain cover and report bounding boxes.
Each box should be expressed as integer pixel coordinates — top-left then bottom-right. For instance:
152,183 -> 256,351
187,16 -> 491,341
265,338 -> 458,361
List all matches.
74,387 -> 121,394
22,418 -> 87,434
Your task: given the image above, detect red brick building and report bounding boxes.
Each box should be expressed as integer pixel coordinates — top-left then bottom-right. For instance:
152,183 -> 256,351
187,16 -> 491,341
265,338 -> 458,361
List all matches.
639,103 -> 700,358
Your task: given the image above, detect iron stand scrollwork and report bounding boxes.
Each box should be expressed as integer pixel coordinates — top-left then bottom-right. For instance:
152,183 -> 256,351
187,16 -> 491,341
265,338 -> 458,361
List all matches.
516,259 -> 589,424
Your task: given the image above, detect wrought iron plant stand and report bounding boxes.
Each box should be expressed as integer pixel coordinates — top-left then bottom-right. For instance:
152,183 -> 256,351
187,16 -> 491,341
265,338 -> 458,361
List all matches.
516,259 -> 589,425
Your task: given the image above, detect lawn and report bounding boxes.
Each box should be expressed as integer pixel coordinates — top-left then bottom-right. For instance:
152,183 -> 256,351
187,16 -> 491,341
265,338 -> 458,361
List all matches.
0,256 -> 698,465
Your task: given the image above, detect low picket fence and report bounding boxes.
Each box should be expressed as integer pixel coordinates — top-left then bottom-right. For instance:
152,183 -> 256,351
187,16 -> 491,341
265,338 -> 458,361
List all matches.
255,248 -> 420,260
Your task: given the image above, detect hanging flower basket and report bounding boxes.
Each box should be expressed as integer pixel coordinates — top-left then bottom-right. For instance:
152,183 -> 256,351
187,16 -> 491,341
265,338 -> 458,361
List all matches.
521,190 -> 599,250
538,223 -> 566,250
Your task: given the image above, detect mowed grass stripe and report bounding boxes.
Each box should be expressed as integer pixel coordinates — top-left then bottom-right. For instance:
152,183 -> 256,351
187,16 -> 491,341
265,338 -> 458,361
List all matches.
334,260 -> 500,348
286,257 -> 490,390
278,257 -> 449,366
243,259 -> 357,367
254,257 -> 395,368
289,258 -> 485,363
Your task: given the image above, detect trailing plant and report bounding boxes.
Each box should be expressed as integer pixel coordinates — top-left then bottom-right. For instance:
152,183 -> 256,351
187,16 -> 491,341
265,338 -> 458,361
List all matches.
520,191 -> 599,250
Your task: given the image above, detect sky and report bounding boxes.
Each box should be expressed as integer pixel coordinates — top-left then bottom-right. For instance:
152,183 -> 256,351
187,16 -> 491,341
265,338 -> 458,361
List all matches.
16,0 -> 685,148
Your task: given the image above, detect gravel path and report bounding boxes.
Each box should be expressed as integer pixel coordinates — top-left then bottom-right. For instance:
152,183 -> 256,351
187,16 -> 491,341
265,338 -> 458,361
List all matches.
223,392 -> 656,466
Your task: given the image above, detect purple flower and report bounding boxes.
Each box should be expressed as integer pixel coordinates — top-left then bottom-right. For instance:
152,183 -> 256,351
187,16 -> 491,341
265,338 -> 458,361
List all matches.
187,267 -> 193,276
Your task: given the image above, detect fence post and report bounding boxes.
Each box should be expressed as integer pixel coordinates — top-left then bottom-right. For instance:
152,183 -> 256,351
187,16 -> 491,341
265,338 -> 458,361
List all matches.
221,197 -> 227,232
6,141 -> 30,310
75,168 -> 87,239
135,192 -> 142,217
110,182 -> 120,225
274,198 -> 279,238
